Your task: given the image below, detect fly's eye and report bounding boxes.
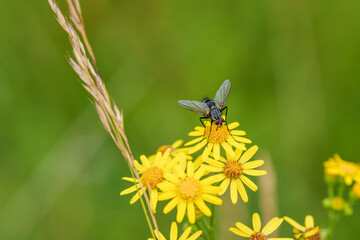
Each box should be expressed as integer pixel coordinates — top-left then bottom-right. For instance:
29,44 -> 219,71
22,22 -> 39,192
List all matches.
221,118 -> 225,123
215,120 -> 220,125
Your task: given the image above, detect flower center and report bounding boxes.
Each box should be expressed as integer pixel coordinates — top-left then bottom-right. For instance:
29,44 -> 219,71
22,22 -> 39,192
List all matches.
224,160 -> 242,179
204,124 -> 229,143
141,166 -> 164,189
250,232 -> 267,240
305,227 -> 321,240
339,162 -> 359,175
157,145 -> 174,154
177,177 -> 201,201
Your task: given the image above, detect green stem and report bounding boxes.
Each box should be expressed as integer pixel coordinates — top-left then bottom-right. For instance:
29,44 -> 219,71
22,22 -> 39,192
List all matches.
325,212 -> 340,240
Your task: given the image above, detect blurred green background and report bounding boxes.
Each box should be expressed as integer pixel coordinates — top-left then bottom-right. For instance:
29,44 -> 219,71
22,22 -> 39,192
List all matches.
1,0 -> 360,239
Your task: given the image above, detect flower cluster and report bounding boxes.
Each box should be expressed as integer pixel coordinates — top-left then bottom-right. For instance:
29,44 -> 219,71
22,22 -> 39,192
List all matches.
120,118 -> 303,239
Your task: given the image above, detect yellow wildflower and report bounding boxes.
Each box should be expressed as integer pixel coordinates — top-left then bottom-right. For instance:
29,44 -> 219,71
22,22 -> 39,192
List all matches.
185,119 -> 251,160
204,145 -> 267,204
324,154 -> 360,185
157,161 -> 222,224
148,222 -> 202,240
229,213 -> 292,240
284,215 -> 321,240
120,149 -> 177,213
352,182 -> 360,199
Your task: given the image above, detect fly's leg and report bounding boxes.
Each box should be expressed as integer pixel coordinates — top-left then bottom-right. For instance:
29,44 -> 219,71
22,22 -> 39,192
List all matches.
221,106 -> 241,143
200,117 -> 210,142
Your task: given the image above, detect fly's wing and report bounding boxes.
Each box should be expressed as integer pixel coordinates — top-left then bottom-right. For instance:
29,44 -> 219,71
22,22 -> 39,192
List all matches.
178,100 -> 207,115
214,79 -> 231,109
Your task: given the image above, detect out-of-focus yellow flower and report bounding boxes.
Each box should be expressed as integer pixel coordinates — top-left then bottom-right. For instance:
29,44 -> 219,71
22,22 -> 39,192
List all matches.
185,119 -> 251,160
352,182 -> 360,199
229,213 -> 292,240
331,197 -> 345,211
204,145 -> 267,204
148,222 -> 202,240
157,161 -> 222,224
284,215 -> 321,240
323,154 -> 360,185
155,139 -> 192,167
120,149 -> 177,213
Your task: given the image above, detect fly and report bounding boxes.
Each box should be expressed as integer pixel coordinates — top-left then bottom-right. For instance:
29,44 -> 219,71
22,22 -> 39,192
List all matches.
178,79 -> 231,127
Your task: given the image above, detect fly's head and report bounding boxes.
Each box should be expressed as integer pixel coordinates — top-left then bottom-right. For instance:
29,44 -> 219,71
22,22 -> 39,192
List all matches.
215,118 -> 225,126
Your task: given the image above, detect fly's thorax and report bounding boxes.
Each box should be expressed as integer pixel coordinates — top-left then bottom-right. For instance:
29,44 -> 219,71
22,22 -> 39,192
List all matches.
210,108 -> 222,121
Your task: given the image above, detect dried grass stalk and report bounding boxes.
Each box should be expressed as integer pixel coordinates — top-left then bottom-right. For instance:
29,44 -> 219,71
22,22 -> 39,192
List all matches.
47,0 -> 159,237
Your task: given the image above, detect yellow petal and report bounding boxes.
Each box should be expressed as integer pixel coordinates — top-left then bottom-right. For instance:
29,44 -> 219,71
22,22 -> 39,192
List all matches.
153,229 -> 166,240
229,227 -> 250,237
233,136 -> 252,144
187,161 -> 194,177
252,213 -> 261,232
150,189 -> 158,213
261,217 -> 283,236
305,215 -> 314,228
239,145 -> 258,163
235,222 -> 254,236
236,179 -> 248,203
283,217 -> 306,232
187,230 -> 203,240
213,143 -> 221,160
188,131 -> 204,136
202,142 -> 214,160
227,137 -> 247,150
158,191 -> 177,201
120,184 -> 140,195
172,139 -> 183,148
169,222 -> 178,240
130,190 -> 144,204
194,166 -> 206,180
122,177 -> 138,183
185,136 -> 203,146
230,180 -> 238,204
242,160 -> 264,169
243,169 -> 267,176
240,175 -> 258,192
202,193 -> 223,205
221,142 -> 236,157
219,177 -> 230,195
230,130 -> 246,136
163,197 -> 178,214
227,122 -> 240,129
140,155 -> 151,169
194,198 -> 211,216
176,200 -> 187,223
178,227 -> 192,240
187,201 -> 196,224
188,139 -> 208,154
175,165 -> 186,179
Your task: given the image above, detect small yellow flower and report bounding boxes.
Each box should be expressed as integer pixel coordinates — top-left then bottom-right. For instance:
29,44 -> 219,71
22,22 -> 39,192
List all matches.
185,119 -> 251,160
148,222 -> 202,240
323,154 -> 360,185
284,215 -> 321,240
154,139 -> 192,167
120,149 -> 177,213
229,213 -> 292,240
157,161 -> 222,224
330,197 -> 345,211
352,182 -> 360,199
204,145 -> 267,204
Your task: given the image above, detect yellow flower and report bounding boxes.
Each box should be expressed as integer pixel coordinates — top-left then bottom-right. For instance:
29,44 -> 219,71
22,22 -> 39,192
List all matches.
284,215 -> 321,240
148,222 -> 202,240
185,119 -> 251,160
323,154 -> 360,185
204,145 -> 267,204
154,139 -> 192,167
229,213 -> 292,240
157,161 -> 222,224
330,197 -> 345,211
352,182 -> 360,199
120,149 -> 177,213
